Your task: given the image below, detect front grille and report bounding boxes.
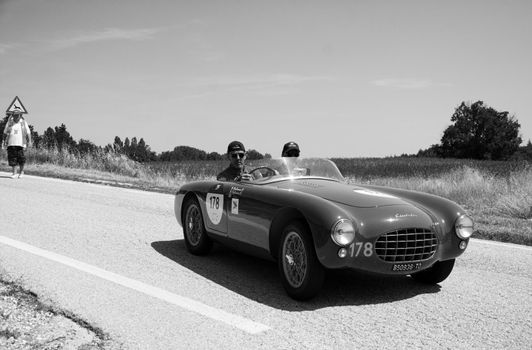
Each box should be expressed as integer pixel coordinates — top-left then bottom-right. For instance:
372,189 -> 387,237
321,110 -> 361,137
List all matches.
375,228 -> 437,262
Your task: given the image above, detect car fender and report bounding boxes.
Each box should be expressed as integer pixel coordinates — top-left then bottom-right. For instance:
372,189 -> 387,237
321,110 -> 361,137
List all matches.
264,188 -> 355,260
175,182 -> 216,228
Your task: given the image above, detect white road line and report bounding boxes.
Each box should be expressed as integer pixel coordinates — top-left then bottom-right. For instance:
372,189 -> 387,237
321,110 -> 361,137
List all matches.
0,235 -> 270,334
471,238 -> 532,251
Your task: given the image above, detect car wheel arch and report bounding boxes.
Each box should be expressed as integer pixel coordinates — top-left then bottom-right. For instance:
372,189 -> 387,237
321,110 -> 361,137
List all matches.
269,208 -> 313,260
181,192 -> 201,223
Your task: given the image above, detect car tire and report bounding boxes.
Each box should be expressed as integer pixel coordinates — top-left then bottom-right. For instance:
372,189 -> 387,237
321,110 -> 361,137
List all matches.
182,197 -> 213,255
278,221 -> 325,300
411,259 -> 455,284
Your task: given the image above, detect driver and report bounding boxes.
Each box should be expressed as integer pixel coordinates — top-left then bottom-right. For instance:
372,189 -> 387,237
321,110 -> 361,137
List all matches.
281,141 -> 300,157
217,141 -> 253,182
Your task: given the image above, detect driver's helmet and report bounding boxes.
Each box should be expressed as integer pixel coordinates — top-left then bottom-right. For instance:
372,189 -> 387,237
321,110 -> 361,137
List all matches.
281,141 -> 300,157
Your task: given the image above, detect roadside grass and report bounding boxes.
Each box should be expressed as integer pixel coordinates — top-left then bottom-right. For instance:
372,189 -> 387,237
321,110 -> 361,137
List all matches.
1,147 -> 187,192
1,148 -> 530,245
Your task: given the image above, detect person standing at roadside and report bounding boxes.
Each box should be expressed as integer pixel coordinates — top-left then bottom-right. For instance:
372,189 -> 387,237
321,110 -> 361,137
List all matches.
2,111 -> 32,178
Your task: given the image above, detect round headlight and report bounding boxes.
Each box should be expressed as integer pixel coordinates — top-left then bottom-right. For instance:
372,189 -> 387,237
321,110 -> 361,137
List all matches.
331,219 -> 356,246
455,215 -> 474,239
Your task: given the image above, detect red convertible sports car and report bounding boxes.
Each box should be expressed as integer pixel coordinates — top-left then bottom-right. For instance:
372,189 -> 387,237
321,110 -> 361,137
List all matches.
174,158 -> 473,300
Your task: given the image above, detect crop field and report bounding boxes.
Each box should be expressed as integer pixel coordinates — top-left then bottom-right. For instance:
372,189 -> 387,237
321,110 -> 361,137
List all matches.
146,157 -> 530,181
330,157 -> 530,179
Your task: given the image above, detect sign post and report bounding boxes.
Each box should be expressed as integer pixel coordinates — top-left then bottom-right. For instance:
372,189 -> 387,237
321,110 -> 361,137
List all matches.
6,96 -> 28,115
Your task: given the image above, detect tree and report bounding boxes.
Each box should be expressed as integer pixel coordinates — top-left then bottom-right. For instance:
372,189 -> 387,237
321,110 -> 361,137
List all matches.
511,140 -> 532,161
206,152 -> 223,160
136,138 -> 156,162
77,139 -> 98,155
42,127 -> 56,149
54,123 -> 76,151
110,135 -> 155,162
130,137 -> 138,149
417,144 -> 442,158
0,116 -> 8,144
159,145 -> 207,161
113,136 -> 123,152
28,125 -> 42,148
440,101 -> 521,160
246,149 -> 265,160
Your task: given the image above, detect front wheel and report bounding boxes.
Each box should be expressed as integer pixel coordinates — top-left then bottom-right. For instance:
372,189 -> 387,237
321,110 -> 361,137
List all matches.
182,197 -> 213,255
278,222 -> 324,300
411,259 -> 455,284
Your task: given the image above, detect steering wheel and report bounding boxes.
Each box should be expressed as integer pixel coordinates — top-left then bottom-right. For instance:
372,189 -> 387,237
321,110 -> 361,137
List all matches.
248,166 -> 279,179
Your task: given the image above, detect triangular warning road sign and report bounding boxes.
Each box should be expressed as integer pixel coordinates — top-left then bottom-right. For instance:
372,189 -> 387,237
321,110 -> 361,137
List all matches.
6,96 -> 28,114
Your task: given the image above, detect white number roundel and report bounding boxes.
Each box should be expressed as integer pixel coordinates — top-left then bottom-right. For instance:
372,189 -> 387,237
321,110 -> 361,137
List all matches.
206,193 -> 223,225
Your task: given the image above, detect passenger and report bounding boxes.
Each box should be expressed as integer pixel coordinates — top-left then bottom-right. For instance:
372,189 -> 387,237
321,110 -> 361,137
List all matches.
217,141 -> 253,182
282,141 -> 309,176
281,141 -> 300,157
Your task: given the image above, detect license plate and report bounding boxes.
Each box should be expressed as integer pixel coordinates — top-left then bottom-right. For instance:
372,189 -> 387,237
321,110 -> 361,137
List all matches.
392,262 -> 422,272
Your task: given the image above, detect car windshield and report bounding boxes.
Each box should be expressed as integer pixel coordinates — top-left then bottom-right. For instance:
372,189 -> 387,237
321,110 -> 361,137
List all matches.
246,158 -> 345,183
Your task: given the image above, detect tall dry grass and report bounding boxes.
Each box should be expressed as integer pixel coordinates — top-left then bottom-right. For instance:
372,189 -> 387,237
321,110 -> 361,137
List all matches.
345,166 -> 532,220
27,147 -> 144,176
0,146 -> 188,190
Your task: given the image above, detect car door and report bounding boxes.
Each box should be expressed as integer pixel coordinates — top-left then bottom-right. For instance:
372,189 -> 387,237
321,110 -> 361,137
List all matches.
224,182 -> 274,250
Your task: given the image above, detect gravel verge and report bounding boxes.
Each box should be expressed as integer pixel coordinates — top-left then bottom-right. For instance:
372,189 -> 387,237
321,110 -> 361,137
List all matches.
0,278 -> 121,350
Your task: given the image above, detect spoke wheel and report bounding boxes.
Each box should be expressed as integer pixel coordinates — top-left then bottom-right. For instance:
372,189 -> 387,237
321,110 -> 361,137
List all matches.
278,221 -> 324,300
282,232 -> 308,288
183,197 -> 212,255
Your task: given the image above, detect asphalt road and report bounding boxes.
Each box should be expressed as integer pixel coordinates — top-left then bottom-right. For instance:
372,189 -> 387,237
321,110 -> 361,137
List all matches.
0,172 -> 531,349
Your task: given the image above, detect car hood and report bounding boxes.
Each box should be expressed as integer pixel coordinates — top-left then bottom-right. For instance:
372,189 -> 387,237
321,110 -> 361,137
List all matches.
274,178 -> 410,208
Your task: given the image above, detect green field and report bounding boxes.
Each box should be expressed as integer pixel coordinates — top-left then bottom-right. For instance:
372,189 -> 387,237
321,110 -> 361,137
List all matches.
2,148 -> 531,245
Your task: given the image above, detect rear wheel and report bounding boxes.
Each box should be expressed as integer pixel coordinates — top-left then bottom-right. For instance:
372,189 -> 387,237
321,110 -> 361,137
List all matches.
411,259 -> 455,284
278,222 -> 324,300
182,197 -> 212,255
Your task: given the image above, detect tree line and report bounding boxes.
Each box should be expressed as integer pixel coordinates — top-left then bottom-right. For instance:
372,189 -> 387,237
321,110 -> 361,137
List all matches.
2,100 -> 531,162
0,116 -> 271,162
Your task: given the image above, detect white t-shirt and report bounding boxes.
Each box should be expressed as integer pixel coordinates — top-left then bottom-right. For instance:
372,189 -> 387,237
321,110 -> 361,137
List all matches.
3,120 -> 30,147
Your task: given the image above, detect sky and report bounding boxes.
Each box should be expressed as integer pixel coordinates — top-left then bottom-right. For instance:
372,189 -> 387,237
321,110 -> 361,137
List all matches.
1,0 -> 531,158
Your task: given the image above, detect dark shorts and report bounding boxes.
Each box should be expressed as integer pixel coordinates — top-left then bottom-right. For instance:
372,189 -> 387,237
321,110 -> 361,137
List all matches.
7,146 -> 25,167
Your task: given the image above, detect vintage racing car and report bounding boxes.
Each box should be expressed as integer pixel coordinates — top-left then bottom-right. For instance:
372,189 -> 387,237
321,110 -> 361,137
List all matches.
174,158 -> 473,300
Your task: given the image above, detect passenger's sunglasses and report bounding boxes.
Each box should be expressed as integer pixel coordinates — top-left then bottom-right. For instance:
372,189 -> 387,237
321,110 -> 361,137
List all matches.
286,150 -> 299,157
231,152 -> 245,159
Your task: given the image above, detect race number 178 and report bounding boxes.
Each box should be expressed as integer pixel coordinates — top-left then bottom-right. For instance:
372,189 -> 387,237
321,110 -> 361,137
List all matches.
349,242 -> 373,257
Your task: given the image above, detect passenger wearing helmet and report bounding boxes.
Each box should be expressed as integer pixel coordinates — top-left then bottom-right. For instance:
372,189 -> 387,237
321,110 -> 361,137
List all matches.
282,142 -> 308,176
281,141 -> 300,157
